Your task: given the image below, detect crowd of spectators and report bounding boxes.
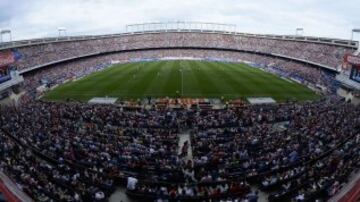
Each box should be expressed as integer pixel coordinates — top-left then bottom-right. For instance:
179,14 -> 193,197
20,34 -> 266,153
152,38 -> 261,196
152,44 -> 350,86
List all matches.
269,132 -> 360,201
191,99 -> 359,177
130,180 -> 253,201
10,32 -> 354,71
0,131 -> 114,201
0,97 -> 359,201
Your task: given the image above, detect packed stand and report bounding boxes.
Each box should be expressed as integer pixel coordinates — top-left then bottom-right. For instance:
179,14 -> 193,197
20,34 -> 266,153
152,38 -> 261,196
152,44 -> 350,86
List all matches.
10,32 -> 354,71
0,97 -> 359,201
0,131 -> 114,202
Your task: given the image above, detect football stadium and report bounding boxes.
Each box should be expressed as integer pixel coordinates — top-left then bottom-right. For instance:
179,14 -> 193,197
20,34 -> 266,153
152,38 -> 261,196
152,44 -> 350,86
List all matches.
1,2 -> 360,202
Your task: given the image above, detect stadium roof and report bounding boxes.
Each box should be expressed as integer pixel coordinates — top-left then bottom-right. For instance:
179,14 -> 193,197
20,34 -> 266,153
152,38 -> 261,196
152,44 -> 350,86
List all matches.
0,0 -> 359,40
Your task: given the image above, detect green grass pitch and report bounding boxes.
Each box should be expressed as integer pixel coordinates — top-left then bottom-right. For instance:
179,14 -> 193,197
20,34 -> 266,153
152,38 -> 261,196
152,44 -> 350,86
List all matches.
42,60 -> 319,102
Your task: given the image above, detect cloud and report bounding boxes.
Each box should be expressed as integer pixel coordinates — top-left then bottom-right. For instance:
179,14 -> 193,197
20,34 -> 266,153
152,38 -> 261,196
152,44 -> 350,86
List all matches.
0,0 -> 359,40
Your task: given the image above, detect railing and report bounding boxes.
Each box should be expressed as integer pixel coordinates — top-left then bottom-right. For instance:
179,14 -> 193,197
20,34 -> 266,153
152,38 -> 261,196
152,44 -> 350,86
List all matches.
0,75 -> 24,92
336,74 -> 360,89
0,172 -> 33,202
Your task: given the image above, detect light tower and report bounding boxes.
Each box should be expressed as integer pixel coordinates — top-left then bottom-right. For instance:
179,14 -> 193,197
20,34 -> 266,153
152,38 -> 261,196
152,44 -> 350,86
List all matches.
351,29 -> 360,50
295,28 -> 304,36
0,29 -> 12,42
58,27 -> 67,37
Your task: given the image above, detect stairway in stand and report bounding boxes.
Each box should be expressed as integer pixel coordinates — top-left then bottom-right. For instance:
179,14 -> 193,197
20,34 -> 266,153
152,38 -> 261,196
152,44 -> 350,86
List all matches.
178,132 -> 193,161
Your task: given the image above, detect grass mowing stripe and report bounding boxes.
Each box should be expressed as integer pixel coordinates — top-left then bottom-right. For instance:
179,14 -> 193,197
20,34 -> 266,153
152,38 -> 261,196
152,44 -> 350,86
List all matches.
182,61 -> 207,96
206,61 -> 251,95
158,61 -> 179,95
144,61 -> 172,96
202,61 -> 238,94
123,62 -> 161,97
189,61 -> 224,96
161,61 -> 181,96
225,63 -> 315,100
216,62 -> 261,96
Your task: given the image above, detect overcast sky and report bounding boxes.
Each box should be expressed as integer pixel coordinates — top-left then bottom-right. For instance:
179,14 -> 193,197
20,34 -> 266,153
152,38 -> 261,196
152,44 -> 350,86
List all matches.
0,0 -> 359,41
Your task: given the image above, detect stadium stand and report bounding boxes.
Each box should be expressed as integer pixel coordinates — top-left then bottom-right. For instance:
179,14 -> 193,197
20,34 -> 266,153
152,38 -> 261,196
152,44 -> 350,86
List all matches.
0,29 -> 360,202
1,32 -> 356,72
1,98 -> 359,201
